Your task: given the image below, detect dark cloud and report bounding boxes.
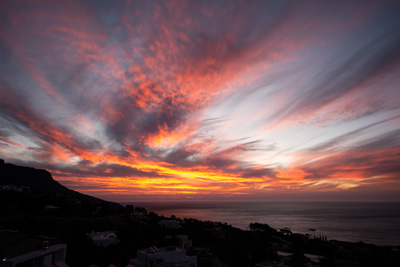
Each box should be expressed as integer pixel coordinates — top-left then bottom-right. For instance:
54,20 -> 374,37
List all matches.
6,158 -> 162,179
158,139 -> 275,174
302,130 -> 400,180
306,115 -> 400,153
0,0 -> 399,200
356,129 -> 400,152
269,11 -> 400,124
161,148 -> 198,167
241,168 -> 276,179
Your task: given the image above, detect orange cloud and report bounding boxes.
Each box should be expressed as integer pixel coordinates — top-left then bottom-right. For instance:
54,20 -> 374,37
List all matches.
1,0 -> 399,201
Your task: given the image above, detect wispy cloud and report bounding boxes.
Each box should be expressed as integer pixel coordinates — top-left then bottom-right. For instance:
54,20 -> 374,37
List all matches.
0,0 -> 399,201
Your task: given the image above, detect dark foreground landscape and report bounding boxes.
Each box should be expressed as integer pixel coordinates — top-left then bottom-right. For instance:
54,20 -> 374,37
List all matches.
1,160 -> 399,267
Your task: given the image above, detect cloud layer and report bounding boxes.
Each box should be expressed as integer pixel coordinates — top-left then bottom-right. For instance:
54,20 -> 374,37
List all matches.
1,0 -> 399,201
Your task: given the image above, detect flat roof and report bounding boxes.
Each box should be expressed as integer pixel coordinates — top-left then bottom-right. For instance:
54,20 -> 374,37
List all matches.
4,244 -> 66,263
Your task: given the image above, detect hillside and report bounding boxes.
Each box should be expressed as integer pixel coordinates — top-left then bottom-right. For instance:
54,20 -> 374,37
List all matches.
0,159 -> 120,206
0,160 -> 399,267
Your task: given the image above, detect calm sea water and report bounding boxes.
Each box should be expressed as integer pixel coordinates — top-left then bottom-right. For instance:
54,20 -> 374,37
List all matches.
128,201 -> 400,246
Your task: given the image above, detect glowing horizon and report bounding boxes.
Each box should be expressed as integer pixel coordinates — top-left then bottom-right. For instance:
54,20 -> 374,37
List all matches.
1,0 -> 399,202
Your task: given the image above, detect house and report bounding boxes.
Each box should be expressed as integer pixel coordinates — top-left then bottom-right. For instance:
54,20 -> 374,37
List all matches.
0,231 -> 67,267
86,231 -> 119,247
158,220 -> 181,229
1,244 -> 67,267
176,235 -> 192,249
45,205 -> 60,211
279,227 -> 292,235
304,253 -> 326,266
0,185 -> 30,192
255,260 -> 289,267
129,246 -> 197,267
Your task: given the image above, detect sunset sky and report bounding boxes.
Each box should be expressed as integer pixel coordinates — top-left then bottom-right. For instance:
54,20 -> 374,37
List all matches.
1,0 -> 399,202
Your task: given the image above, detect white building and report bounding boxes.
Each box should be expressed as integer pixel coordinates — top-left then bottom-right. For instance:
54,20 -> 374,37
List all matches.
0,244 -> 67,267
86,231 -> 119,247
130,246 -> 197,267
0,185 -> 30,192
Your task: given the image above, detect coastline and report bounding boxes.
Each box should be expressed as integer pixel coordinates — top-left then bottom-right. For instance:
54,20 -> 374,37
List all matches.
2,190 -> 399,266
128,201 -> 400,247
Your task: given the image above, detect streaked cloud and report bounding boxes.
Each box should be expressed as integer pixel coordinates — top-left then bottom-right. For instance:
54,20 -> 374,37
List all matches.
0,0 -> 399,201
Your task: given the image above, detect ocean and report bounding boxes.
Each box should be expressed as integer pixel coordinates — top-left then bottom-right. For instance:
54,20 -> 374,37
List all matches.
129,201 -> 400,246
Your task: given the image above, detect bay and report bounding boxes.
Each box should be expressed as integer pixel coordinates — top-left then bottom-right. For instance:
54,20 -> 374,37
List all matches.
127,201 -> 400,246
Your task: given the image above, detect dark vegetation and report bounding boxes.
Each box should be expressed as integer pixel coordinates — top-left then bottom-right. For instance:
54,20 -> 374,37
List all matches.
1,160 -> 399,267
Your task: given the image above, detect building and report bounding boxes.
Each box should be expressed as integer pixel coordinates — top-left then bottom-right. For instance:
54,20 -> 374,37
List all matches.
304,253 -> 326,266
1,244 -> 67,267
44,205 -> 60,211
0,232 -> 67,267
176,235 -> 192,249
130,246 -> 197,267
158,220 -> 181,230
0,185 -> 30,192
86,231 -> 119,247
255,260 -> 289,267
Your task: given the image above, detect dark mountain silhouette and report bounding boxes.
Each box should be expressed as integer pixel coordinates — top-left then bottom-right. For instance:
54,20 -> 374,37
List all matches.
0,159 -> 120,206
